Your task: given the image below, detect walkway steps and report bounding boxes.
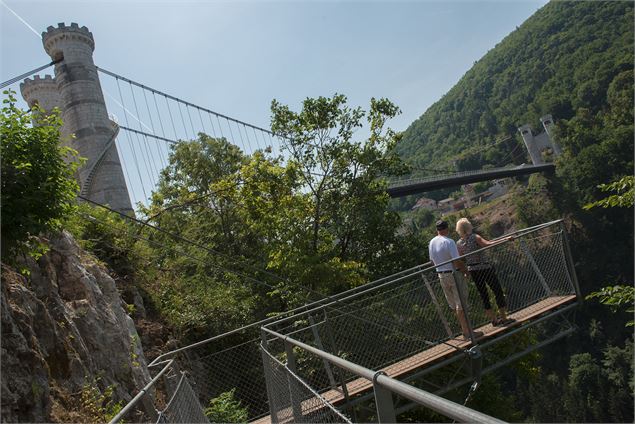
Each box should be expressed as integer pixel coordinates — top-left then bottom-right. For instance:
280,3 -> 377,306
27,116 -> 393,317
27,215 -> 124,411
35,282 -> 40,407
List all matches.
252,294 -> 576,424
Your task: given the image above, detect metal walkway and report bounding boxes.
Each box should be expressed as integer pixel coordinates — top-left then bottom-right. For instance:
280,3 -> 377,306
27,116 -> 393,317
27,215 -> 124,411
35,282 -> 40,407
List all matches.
253,294 -> 576,424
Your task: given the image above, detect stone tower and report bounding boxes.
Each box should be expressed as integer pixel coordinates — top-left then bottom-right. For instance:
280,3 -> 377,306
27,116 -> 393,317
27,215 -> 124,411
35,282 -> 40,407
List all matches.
517,114 -> 562,165
20,23 -> 133,215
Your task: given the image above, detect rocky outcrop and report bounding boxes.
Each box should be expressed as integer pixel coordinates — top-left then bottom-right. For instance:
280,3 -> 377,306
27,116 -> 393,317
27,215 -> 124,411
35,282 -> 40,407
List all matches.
1,231 -> 151,422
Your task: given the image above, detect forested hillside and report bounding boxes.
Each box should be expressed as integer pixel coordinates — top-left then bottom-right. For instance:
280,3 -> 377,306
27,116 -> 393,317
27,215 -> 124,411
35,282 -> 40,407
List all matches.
398,1 -> 633,173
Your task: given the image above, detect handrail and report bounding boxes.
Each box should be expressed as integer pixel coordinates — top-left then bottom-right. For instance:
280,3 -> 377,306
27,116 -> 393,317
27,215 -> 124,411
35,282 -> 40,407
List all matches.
149,261 -> 432,365
260,328 -> 506,424
263,219 -> 564,330
108,359 -> 174,424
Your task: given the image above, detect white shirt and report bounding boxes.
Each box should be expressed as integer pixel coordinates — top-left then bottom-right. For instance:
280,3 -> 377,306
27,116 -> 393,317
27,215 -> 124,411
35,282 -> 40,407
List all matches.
428,235 -> 460,272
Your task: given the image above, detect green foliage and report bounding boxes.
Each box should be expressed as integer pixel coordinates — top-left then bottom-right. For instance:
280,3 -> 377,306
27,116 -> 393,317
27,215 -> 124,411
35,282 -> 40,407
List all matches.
586,285 -> 635,327
1,89 -> 80,261
204,389 -> 248,423
80,380 -> 123,423
583,175 -> 634,210
270,94 -> 423,291
513,174 -> 558,227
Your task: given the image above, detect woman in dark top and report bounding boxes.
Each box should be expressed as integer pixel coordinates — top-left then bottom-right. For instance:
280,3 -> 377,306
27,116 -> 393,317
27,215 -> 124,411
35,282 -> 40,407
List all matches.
455,218 -> 513,326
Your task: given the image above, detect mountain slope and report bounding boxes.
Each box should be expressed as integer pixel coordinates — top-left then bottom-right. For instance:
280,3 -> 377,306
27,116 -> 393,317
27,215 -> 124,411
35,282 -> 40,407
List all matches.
397,1 -> 633,172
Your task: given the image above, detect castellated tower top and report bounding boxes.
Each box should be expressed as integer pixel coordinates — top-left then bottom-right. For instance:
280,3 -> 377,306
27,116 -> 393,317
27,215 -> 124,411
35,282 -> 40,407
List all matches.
20,75 -> 60,111
43,22 -> 95,61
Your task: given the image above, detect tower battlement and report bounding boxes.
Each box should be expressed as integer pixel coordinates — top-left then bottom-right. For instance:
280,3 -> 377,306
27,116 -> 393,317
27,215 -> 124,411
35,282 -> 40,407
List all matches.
20,74 -> 60,111
518,114 -> 561,165
43,22 -> 95,60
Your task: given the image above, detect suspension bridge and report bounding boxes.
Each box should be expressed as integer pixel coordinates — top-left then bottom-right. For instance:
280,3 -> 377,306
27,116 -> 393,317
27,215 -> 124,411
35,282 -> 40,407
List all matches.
8,47 -> 557,209
3,23 -> 578,424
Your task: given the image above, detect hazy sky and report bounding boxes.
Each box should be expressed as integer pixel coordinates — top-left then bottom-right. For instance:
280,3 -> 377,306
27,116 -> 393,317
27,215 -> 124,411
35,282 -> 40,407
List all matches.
2,0 -> 548,134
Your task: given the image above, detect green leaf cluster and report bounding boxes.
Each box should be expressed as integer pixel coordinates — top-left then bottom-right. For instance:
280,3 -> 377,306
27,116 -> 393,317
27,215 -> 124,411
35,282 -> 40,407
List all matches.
204,389 -> 249,423
1,89 -> 80,261
133,95 -> 426,335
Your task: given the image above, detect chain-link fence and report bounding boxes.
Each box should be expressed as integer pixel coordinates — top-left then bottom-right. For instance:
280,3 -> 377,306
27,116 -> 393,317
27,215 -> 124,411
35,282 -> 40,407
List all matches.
156,372 -> 209,423
109,359 -> 208,424
261,346 -> 353,423
142,263 -> 436,423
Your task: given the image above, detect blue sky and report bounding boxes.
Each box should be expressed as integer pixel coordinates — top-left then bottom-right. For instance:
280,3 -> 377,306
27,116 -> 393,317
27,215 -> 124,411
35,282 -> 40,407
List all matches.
2,0 -> 548,134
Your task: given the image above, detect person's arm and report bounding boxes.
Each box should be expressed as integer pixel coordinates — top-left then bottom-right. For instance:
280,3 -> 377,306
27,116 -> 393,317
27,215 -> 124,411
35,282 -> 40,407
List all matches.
475,234 -> 514,248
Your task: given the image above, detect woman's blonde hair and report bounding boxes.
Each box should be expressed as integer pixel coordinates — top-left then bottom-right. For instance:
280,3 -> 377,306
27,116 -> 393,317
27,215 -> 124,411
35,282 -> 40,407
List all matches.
456,218 -> 473,237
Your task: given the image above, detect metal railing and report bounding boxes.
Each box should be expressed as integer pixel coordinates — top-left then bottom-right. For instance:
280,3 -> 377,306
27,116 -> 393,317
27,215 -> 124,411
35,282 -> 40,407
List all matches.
142,262 -> 438,421
109,359 -> 207,424
260,329 -> 506,423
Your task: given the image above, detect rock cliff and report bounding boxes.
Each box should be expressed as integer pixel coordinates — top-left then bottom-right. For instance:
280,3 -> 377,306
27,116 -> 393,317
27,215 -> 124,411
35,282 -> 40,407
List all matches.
1,231 -> 151,422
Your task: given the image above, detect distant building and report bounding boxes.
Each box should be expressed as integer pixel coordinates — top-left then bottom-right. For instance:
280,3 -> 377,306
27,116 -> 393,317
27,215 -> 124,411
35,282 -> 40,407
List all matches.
438,198 -> 454,214
439,197 -> 467,215
412,197 -> 437,211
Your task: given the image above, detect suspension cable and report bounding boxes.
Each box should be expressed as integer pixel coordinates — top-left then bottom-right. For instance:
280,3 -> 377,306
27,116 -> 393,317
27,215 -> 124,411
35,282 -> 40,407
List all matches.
116,78 -> 148,200
129,82 -> 157,183
0,59 -> 60,89
96,66 -> 278,138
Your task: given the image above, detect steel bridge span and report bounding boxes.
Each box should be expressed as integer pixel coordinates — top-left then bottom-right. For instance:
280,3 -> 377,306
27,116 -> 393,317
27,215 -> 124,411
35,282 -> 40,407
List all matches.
386,163 -> 556,197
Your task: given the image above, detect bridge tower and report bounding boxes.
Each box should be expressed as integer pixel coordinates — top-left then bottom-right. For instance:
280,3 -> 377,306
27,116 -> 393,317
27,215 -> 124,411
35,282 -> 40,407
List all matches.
20,23 -> 133,215
517,114 -> 562,165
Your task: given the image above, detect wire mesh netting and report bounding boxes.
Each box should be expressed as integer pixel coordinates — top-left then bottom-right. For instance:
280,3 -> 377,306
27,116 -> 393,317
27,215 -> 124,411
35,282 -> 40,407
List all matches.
261,346 -> 352,424
175,329 -> 270,421
156,372 -> 209,423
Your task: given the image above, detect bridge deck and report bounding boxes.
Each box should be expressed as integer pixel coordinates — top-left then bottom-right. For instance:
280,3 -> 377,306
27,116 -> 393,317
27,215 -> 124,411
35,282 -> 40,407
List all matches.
252,294 -> 576,424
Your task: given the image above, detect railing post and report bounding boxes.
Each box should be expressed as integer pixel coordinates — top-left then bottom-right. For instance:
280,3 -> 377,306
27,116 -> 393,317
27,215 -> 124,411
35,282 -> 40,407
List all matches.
467,345 -> 482,385
260,331 -> 279,424
373,372 -> 396,423
309,314 -> 338,389
323,311 -> 357,422
519,239 -> 551,296
560,222 -> 583,304
421,273 -> 453,338
285,340 -> 303,422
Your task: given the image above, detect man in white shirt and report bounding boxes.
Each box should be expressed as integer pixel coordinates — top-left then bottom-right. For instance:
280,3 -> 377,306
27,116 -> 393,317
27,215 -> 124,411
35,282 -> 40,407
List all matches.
429,219 -> 482,340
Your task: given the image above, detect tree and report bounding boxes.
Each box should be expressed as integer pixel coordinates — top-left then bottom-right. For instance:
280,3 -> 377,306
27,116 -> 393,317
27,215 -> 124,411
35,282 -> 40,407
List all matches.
0,90 -> 79,261
269,94 -> 423,296
584,175 -> 635,327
